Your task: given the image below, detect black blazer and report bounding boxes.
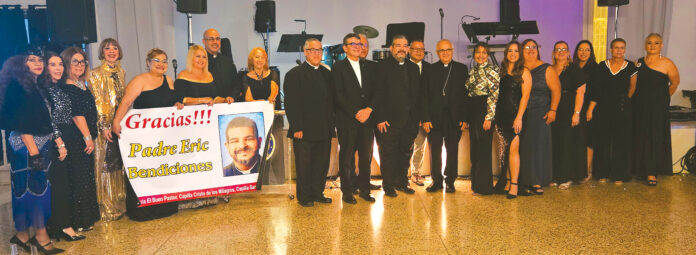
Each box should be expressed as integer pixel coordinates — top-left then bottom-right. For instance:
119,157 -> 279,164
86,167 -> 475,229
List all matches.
207,52 -> 242,100
374,56 -> 422,129
332,58 -> 378,129
283,62 -> 335,141
421,60 -> 469,125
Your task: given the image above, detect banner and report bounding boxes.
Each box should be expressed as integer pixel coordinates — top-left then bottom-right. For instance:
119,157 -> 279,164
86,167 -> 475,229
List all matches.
118,101 -> 274,206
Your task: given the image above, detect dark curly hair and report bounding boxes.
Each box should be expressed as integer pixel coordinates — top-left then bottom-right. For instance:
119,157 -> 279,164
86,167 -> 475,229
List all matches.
0,55 -> 45,113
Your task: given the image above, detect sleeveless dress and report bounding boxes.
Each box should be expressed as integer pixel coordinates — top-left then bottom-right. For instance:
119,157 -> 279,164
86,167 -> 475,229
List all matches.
519,63 -> 552,187
632,57 -> 672,178
494,74 -> 522,191
243,70 -> 279,100
125,76 -> 179,221
551,63 -> 588,183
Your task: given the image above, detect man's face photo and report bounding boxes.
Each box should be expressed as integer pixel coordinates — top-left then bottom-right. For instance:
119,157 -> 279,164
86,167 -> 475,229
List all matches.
225,126 -> 261,169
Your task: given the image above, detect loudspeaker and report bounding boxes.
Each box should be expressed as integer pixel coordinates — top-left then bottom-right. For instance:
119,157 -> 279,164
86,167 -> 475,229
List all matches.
176,0 -> 207,14
598,0 -> 629,6
46,0 -> 97,44
27,5 -> 49,45
500,0 -> 520,24
254,1 -> 276,33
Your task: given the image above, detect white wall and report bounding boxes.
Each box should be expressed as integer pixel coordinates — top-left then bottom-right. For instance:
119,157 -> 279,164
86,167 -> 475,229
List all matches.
667,0 -> 696,107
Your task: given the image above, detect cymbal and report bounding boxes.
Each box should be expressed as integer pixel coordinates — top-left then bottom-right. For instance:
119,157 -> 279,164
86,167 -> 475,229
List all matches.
353,25 -> 379,38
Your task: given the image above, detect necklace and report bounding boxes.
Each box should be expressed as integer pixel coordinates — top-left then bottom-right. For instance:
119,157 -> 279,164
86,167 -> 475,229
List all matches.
254,70 -> 264,80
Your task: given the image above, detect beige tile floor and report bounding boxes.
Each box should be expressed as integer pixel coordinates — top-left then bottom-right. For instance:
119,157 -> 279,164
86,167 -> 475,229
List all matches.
1,175 -> 695,254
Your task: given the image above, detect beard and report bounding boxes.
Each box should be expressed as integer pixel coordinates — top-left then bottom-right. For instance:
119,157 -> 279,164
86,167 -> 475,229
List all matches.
232,146 -> 259,167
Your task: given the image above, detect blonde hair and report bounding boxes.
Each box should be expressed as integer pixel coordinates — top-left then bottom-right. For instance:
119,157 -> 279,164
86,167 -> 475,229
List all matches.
185,45 -> 208,73
247,47 -> 269,72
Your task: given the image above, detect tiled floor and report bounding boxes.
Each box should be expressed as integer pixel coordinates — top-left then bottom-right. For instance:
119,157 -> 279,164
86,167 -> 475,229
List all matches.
1,175 -> 695,254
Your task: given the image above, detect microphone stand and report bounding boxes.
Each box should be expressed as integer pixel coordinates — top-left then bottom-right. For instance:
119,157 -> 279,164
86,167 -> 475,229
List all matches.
439,9 -> 444,39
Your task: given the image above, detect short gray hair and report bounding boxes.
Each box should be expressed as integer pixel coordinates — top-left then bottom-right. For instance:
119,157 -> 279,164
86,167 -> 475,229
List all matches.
303,38 -> 321,50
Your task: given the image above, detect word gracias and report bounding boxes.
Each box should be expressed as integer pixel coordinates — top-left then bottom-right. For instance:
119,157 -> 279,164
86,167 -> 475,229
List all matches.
125,109 -> 212,129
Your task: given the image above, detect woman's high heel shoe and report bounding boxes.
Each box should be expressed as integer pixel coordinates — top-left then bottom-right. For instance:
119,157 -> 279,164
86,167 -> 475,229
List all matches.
29,236 -> 64,255
58,230 -> 86,242
10,235 -> 30,253
507,182 -> 519,199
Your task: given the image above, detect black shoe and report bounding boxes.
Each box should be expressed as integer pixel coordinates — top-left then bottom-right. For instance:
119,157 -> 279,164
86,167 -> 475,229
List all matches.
647,180 -> 658,186
426,183 -> 443,192
10,235 -> 30,252
445,184 -> 456,193
315,196 -> 332,204
29,236 -> 64,254
342,195 -> 357,204
383,187 -> 398,197
530,186 -> 544,195
299,201 -> 314,207
359,192 -> 376,202
76,226 -> 93,232
370,183 -> 382,190
519,187 -> 534,196
506,182 -> 518,199
57,230 -> 86,242
395,186 -> 415,194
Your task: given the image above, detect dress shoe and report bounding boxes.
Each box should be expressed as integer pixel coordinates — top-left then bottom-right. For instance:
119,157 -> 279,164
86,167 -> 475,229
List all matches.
426,184 -> 443,192
411,176 -> 425,186
315,196 -> 332,204
370,183 -> 382,190
395,186 -> 415,194
10,235 -> 30,252
352,188 -> 359,195
57,230 -> 86,242
383,187 -> 398,197
359,192 -> 376,202
29,236 -> 64,255
342,195 -> 357,204
299,201 -> 314,207
445,184 -> 456,193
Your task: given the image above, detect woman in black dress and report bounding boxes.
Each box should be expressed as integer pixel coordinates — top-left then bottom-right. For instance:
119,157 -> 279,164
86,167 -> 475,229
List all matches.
243,47 -> 279,103
550,41 -> 587,189
519,39 -> 561,195
464,43 -> 500,196
42,51 -> 87,241
632,33 -> 680,186
587,38 -> 637,184
112,48 -> 181,221
1,53 -> 65,254
573,40 -> 599,183
59,47 -> 101,231
494,41 -> 532,198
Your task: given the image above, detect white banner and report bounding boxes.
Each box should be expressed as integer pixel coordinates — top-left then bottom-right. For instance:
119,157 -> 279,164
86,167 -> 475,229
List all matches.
118,101 -> 274,206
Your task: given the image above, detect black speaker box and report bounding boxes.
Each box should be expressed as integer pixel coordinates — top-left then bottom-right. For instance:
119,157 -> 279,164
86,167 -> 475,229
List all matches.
254,1 -> 276,33
500,0 -> 520,24
177,0 -> 207,14
598,0 -> 629,6
46,0 -> 97,44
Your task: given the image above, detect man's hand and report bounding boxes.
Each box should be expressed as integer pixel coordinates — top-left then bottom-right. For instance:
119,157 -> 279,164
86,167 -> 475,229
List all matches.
355,108 -> 373,123
459,121 -> 469,131
377,121 -> 390,133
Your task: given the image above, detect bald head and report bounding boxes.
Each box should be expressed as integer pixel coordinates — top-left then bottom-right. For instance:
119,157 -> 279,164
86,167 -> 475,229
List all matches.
436,39 -> 454,64
202,28 -> 221,55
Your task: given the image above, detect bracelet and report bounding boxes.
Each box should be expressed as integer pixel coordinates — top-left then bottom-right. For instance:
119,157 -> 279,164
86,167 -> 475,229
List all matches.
549,109 -> 557,112
83,135 -> 92,141
575,111 -> 581,115
57,143 -> 66,148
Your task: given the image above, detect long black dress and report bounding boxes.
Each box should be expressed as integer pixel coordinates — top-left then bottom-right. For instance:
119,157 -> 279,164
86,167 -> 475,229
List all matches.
494,74 -> 522,192
125,76 -> 179,221
591,60 -> 637,181
520,63 -> 553,187
552,63 -> 588,183
61,83 -> 101,229
632,57 -> 673,178
581,61 -> 599,149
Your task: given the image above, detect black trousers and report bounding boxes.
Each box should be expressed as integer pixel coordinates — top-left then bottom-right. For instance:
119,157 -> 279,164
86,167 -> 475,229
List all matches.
428,110 -> 462,186
47,148 -> 71,234
293,138 -> 331,203
338,126 -> 374,195
375,118 -> 419,189
468,96 -> 494,194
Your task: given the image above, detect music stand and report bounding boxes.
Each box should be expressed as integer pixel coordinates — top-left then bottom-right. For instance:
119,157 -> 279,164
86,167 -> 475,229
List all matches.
382,22 -> 425,48
463,21 -> 539,41
277,34 -> 323,52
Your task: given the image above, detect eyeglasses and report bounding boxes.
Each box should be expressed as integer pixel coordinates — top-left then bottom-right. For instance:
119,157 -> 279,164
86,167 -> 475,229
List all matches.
305,48 -> 323,54
204,37 -> 221,41
523,45 -> 538,50
151,58 -> 169,64
70,59 -> 88,66
436,48 -> 453,53
345,42 -> 364,47
411,48 -> 425,52
392,44 -> 409,48
554,48 -> 569,52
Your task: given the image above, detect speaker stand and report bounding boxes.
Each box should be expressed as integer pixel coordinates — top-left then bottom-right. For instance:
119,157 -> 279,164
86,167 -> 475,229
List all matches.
187,13 -> 194,47
612,5 -> 620,39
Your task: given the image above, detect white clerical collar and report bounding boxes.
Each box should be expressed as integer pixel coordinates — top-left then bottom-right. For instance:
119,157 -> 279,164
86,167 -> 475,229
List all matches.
399,62 -> 405,65
307,62 -> 320,69
348,57 -> 359,64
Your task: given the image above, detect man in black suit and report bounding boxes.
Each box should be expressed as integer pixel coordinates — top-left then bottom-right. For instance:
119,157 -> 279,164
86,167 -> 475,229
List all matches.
203,28 -> 241,102
374,35 -> 422,197
408,39 -> 429,186
333,33 -> 377,204
422,39 -> 469,193
284,38 -> 335,207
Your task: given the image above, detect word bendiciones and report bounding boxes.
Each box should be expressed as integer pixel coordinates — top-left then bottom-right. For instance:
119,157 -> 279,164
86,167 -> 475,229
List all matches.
125,109 -> 212,129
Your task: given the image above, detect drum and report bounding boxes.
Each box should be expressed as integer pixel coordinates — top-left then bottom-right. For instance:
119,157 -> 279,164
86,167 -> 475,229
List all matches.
320,44 -> 346,68
372,49 -> 390,61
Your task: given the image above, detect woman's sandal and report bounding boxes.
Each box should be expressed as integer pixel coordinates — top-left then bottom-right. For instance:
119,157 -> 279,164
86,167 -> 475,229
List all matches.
507,183 -> 519,199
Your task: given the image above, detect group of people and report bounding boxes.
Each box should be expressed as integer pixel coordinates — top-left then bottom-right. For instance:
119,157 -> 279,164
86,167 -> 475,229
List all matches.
0,24 -> 680,253
283,32 -> 680,206
0,27 -> 281,254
